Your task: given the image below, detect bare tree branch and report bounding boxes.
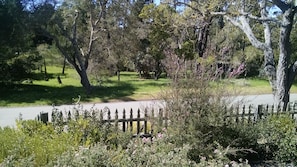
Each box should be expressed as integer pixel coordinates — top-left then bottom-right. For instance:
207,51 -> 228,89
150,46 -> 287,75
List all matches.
224,15 -> 267,50
271,0 -> 290,12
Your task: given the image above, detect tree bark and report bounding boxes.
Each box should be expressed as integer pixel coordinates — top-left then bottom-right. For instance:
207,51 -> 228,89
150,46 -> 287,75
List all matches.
78,68 -> 92,94
62,56 -> 66,75
196,16 -> 212,57
224,1 -> 297,108
275,7 -> 296,107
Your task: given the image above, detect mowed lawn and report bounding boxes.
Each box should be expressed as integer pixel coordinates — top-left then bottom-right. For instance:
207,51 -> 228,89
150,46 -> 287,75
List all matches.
1,66 -> 297,107
0,66 -> 169,107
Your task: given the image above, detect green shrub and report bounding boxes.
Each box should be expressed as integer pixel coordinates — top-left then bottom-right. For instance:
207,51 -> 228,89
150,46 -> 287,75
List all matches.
255,114 -> 297,163
161,71 -> 241,162
48,131 -> 250,167
1,120 -> 76,166
0,127 -> 23,162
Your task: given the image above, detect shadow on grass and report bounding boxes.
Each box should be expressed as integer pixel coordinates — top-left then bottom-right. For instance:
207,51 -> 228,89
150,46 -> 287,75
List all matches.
0,81 -> 136,107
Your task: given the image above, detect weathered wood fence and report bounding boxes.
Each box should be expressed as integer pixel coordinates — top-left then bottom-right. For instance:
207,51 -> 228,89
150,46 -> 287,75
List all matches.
38,107 -> 168,136
38,102 -> 297,135
224,102 -> 297,124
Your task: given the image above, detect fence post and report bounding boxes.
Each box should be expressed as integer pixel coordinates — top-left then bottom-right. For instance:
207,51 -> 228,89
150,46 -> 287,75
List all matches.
228,105 -> 233,124
248,105 -> 252,123
277,104 -> 281,115
58,111 -> 63,126
67,110 -> 71,123
83,110 -> 88,119
74,109 -> 79,121
287,102 -> 291,112
137,109 -> 141,134
130,108 -> 133,133
241,105 -> 245,124
235,105 -> 239,123
265,104 -> 269,118
271,105 -> 274,116
40,112 -> 48,124
151,108 -> 155,134
144,108 -> 148,134
164,109 -> 168,128
223,106 -> 227,125
293,103 -> 297,120
115,109 -> 118,132
123,109 -> 126,132
257,105 -> 263,120
159,108 -> 163,131
107,108 -> 111,123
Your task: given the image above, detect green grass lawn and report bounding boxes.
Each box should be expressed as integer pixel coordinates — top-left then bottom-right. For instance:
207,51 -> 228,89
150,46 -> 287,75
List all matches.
0,66 -> 169,107
226,78 -> 297,95
1,66 -> 297,107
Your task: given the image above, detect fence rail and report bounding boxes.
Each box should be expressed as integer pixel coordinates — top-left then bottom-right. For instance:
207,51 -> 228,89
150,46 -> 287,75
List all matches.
37,102 -> 297,135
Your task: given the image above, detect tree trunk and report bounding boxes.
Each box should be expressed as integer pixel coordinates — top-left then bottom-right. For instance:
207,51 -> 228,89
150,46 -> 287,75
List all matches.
224,1 -> 297,109
44,59 -> 48,81
78,68 -> 92,94
196,18 -> 212,57
62,57 -> 66,75
274,8 -> 295,107
117,70 -> 120,82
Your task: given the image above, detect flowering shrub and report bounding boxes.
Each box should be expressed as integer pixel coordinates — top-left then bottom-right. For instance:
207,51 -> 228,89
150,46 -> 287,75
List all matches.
47,129 -> 250,167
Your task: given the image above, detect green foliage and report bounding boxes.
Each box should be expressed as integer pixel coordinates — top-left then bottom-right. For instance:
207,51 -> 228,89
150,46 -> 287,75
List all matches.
53,105 -> 134,148
0,127 -> 22,163
0,0 -> 39,82
5,52 -> 42,81
138,4 -> 177,78
0,120 -> 75,166
43,131 -> 250,166
255,114 -> 297,163
161,69 -> 247,163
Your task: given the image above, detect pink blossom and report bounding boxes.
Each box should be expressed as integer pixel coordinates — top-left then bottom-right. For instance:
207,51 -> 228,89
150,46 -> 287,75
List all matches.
142,137 -> 150,143
157,133 -> 163,139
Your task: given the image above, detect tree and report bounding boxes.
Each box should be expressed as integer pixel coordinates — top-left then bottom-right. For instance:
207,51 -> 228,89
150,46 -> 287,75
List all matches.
0,0 -> 40,81
139,4 -> 177,79
220,0 -> 297,107
173,0 -> 297,106
35,0 -> 109,94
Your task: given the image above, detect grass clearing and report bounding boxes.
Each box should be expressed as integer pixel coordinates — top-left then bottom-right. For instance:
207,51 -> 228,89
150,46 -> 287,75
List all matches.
0,66 -> 169,107
1,66 -> 297,107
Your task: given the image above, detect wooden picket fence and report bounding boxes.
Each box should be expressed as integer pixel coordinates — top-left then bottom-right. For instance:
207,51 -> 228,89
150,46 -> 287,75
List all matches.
38,102 -> 297,136
224,102 -> 297,124
38,107 -> 169,136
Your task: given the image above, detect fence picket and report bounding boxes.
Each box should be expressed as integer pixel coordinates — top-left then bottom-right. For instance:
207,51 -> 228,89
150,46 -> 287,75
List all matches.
164,109 -> 168,128
115,109 -> 118,131
277,104 -> 281,115
107,108 -> 111,123
241,105 -> 245,124
151,108 -> 155,134
144,108 -> 148,134
130,108 -> 133,132
247,105 -> 251,123
235,105 -> 239,123
159,108 -> 163,127
137,109 -> 141,134
123,109 -> 126,132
